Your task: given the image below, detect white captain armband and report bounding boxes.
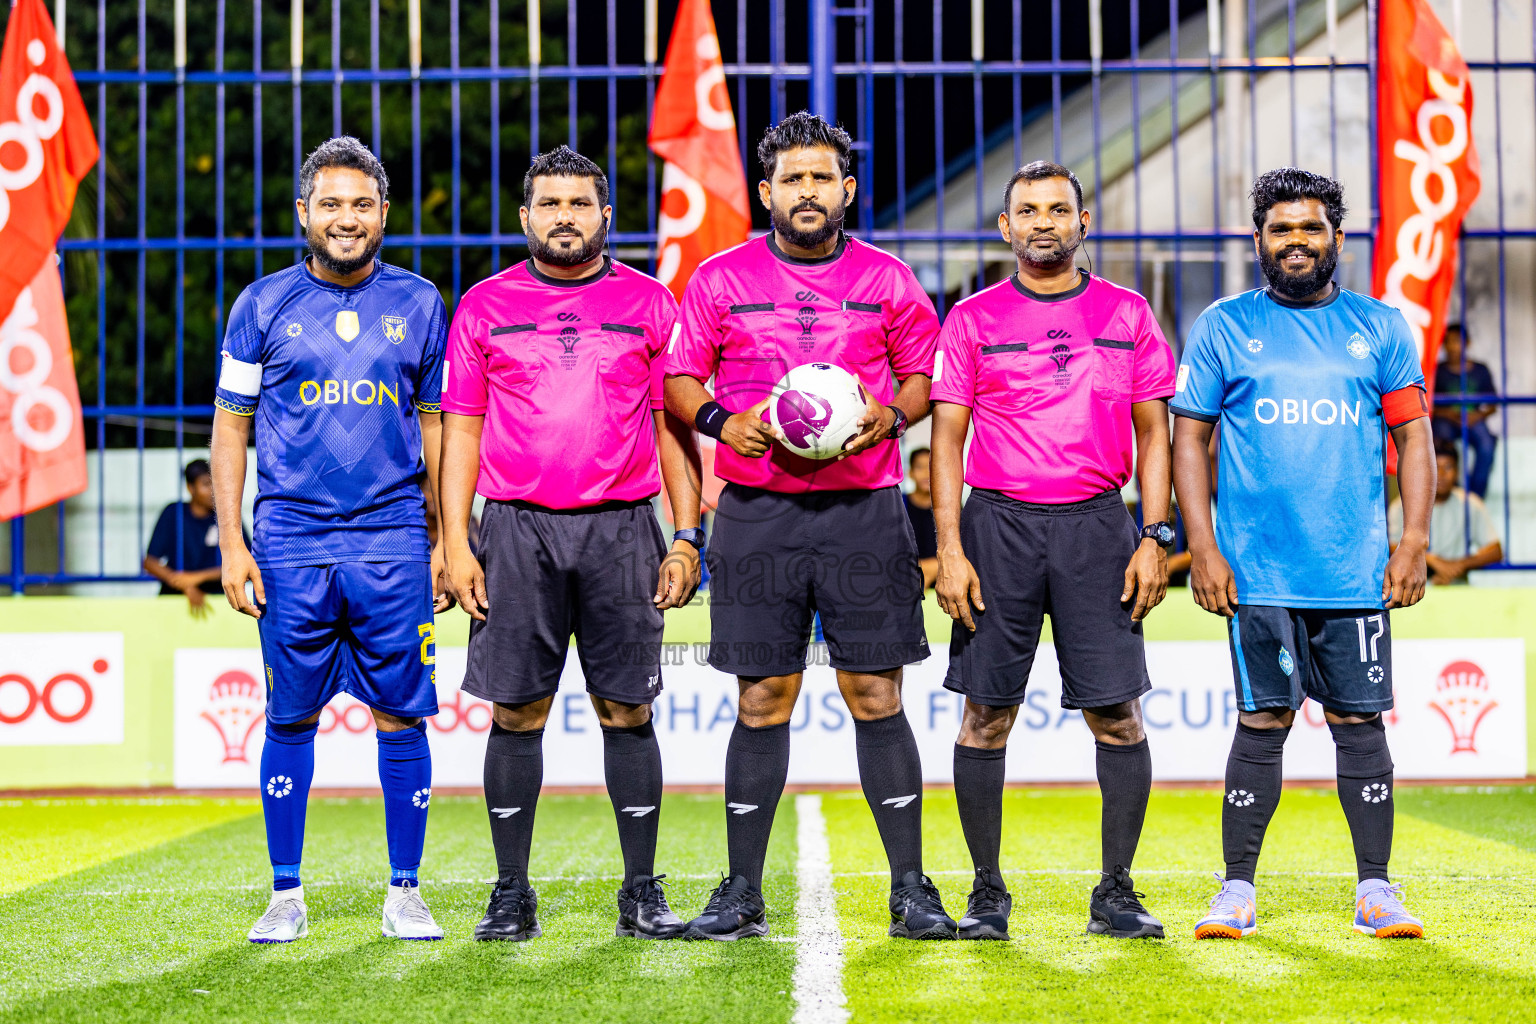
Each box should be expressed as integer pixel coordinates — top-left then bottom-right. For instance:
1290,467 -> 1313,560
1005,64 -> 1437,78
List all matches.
218,352 -> 263,396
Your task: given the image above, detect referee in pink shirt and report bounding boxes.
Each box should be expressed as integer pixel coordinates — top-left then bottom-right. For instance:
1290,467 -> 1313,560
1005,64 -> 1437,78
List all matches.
440,147 -> 703,943
931,162 -> 1176,942
666,113 -> 954,941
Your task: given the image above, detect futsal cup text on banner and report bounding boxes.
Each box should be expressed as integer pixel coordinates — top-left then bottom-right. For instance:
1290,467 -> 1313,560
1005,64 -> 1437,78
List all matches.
1372,0 -> 1480,403
0,0 -> 96,519
172,640 -> 1526,788
648,0 -> 751,301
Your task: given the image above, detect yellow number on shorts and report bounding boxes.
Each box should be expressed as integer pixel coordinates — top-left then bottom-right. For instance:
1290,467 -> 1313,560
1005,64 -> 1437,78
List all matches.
418,623 -> 436,665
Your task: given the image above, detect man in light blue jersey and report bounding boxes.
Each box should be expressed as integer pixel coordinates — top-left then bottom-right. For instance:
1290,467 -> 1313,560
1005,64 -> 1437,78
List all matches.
211,137 -> 450,944
1170,169 -> 1435,941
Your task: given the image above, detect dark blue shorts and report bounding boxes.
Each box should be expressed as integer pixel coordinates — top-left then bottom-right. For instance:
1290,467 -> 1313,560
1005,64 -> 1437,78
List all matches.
1227,604 -> 1394,714
256,561 -> 439,724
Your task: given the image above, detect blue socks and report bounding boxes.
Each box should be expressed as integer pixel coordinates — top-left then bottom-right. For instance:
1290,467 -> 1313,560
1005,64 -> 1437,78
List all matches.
378,720 -> 433,885
260,718 -> 318,891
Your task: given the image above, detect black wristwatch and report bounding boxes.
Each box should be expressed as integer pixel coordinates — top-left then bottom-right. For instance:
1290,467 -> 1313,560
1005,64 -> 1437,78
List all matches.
1140,522 -> 1176,548
885,405 -> 909,440
672,528 -> 705,550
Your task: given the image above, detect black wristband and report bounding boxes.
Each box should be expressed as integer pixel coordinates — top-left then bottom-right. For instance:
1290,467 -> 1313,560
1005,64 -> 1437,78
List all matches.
695,401 -> 730,440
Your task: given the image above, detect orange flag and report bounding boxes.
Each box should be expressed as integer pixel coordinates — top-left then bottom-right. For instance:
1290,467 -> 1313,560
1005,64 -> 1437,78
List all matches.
1373,0 -> 1479,406
0,0 -> 96,518
648,0 -> 751,301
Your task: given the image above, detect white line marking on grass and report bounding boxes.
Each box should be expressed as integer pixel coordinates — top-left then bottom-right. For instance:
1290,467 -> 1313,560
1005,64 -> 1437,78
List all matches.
792,794 -> 849,1024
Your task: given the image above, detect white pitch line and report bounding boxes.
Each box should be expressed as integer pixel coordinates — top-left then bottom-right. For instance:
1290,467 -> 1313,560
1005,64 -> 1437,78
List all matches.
792,794 -> 849,1024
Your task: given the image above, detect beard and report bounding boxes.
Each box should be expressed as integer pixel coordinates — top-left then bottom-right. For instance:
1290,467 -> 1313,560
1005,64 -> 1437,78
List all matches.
306,222 -> 384,277
770,195 -> 846,250
528,220 -> 607,267
1011,225 -> 1083,270
1259,238 -> 1339,299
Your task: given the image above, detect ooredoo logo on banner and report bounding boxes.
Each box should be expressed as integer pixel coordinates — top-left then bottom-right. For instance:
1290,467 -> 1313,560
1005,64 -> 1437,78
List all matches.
174,647 -> 496,789
0,633 -> 123,746
174,637 -> 1524,788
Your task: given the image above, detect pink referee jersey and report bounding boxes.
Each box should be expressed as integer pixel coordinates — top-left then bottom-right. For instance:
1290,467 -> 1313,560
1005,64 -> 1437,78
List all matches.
668,233 -> 939,492
931,272 -> 1176,504
442,257 -> 678,509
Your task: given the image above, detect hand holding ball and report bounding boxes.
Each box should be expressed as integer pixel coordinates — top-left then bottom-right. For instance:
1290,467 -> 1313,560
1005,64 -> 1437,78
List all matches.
767,363 -> 872,461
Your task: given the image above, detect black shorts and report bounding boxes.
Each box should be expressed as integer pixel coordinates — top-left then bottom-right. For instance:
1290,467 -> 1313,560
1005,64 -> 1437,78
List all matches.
463,498 -> 667,706
943,488 -> 1150,710
705,483 -> 930,676
1228,604 -> 1394,713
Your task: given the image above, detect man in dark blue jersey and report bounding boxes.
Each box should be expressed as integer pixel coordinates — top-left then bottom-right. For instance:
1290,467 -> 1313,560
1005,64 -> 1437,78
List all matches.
1172,169 -> 1435,941
211,137 -> 450,944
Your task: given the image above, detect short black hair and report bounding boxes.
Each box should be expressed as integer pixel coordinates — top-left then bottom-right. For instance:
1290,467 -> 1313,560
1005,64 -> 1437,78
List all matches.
184,459 -> 211,486
522,145 -> 609,207
908,446 -> 931,468
1003,161 -> 1084,215
1249,168 -> 1348,232
1445,322 -> 1467,343
757,111 -> 853,180
299,136 -> 388,205
1435,440 -> 1461,465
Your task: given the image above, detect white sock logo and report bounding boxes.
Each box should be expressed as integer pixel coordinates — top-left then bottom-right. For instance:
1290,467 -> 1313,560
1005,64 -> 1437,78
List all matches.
882,794 -> 917,809
412,788 -> 431,808
621,805 -> 656,818
1227,789 -> 1255,806
490,807 -> 521,818
266,775 -> 293,798
1362,783 -> 1390,804
727,802 -> 758,815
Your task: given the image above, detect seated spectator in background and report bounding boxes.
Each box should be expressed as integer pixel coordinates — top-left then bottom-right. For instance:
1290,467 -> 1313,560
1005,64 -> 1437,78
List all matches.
143,459 -> 244,617
1389,441 -> 1502,585
903,446 -> 938,589
1433,323 -> 1498,497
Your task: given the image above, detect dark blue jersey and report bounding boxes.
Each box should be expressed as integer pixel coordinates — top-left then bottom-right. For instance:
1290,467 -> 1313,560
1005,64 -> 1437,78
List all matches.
1171,287 -> 1424,609
214,259 -> 447,568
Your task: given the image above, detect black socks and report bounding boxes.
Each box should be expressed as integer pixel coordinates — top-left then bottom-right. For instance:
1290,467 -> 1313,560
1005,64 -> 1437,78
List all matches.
953,743 -> 1006,880
484,723 -> 544,884
1222,723 -> 1290,883
723,721 -> 791,890
854,711 -> 926,884
1096,738 -> 1152,876
602,720 -> 664,887
1329,716 -> 1395,882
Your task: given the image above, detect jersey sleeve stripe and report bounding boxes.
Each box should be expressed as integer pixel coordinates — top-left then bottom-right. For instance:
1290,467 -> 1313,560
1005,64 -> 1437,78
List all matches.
1168,403 -> 1218,423
215,396 -> 257,417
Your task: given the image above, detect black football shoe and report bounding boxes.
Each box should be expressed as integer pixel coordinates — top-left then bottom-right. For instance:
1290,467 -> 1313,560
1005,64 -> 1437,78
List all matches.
473,876 -> 541,941
616,874 -> 687,939
889,870 -> 958,940
957,866 -> 1012,940
1086,865 -> 1164,939
682,874 -> 768,941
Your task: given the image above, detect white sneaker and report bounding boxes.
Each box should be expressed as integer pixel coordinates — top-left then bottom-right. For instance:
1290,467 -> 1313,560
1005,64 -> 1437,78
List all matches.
248,887 -> 309,943
382,881 -> 444,940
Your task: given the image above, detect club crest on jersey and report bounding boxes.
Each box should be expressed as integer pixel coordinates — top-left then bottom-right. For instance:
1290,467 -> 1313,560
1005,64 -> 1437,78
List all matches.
382,315 -> 407,344
1278,649 -> 1295,677
795,305 -> 818,351
334,310 -> 361,341
1050,343 -> 1074,386
558,326 -> 580,368
1346,332 -> 1370,359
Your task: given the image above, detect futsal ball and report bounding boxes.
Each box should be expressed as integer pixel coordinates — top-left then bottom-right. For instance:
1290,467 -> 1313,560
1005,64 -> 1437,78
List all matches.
768,362 -> 869,460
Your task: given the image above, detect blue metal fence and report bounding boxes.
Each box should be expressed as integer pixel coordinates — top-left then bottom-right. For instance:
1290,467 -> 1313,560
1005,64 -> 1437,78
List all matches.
4,0 -> 1534,591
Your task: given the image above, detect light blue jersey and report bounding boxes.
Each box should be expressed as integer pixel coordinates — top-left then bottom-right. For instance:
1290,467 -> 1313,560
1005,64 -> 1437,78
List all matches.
1170,286 -> 1424,609
214,259 -> 447,568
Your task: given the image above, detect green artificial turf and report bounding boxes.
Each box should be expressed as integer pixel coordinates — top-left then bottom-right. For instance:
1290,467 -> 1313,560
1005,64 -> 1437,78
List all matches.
824,787 -> 1536,1024
2,787 -> 1533,1023
0,794 -> 798,1024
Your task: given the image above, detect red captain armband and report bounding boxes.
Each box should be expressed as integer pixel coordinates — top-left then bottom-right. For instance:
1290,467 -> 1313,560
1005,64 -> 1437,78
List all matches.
1383,385 -> 1429,429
